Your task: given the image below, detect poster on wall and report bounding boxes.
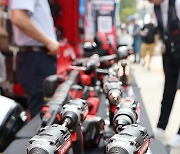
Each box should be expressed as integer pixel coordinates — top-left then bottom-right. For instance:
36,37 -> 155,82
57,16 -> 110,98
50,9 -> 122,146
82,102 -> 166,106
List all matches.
84,0 -> 117,49
97,16 -> 112,33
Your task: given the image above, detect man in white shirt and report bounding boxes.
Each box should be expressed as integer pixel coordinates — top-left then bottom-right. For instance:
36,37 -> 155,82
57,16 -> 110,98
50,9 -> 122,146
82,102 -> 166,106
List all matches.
9,0 -> 59,118
149,0 -> 180,148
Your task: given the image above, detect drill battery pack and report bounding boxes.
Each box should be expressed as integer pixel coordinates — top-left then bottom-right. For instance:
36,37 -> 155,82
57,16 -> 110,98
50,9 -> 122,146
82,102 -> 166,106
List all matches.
82,115 -> 105,147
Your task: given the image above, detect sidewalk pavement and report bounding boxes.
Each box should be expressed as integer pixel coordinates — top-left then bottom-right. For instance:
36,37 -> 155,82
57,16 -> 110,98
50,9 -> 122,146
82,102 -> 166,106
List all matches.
131,55 -> 180,154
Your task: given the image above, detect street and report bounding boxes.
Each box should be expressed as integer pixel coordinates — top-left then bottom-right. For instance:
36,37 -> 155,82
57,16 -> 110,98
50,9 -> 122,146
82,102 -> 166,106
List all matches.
131,55 -> 180,154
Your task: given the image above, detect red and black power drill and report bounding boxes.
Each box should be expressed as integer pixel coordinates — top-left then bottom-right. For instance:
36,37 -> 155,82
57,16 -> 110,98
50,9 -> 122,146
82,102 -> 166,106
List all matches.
113,97 -> 141,133
28,98 -> 88,154
40,70 -> 79,127
60,98 -> 88,154
103,75 -> 123,126
27,124 -> 72,154
106,124 -> 150,154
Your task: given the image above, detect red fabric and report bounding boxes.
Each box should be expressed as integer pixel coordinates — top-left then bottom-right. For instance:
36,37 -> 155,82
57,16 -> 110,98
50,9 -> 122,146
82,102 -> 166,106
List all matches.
55,0 -> 79,55
57,42 -> 74,75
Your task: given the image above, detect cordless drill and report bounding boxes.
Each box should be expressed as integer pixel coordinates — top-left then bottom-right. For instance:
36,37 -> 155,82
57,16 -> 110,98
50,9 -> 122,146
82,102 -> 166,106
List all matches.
60,98 -> 89,154
108,63 -> 120,78
27,124 -> 72,154
116,46 -> 133,86
40,70 -> 78,127
83,54 -> 100,74
106,124 -> 150,154
103,75 -> 123,126
60,98 -> 88,129
113,97 -> 141,133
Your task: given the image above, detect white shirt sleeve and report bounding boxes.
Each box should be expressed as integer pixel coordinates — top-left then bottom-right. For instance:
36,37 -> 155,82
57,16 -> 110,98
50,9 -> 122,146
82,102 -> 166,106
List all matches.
10,0 -> 37,14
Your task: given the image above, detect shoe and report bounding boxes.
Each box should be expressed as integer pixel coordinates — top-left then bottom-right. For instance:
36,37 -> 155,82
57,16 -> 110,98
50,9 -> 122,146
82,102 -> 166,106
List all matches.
167,134 -> 180,148
153,127 -> 165,138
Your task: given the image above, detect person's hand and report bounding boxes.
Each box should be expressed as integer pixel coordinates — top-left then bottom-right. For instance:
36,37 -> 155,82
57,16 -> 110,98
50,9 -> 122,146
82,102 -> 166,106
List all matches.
159,41 -> 166,54
46,39 -> 60,55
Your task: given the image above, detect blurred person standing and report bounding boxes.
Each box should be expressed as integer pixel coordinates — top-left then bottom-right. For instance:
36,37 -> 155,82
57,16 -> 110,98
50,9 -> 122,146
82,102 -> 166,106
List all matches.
149,0 -> 180,148
140,14 -> 158,70
9,0 -> 59,118
127,15 -> 135,36
132,18 -> 142,63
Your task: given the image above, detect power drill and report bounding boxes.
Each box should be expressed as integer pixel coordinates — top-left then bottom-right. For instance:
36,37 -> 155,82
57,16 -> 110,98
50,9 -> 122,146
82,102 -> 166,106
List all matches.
106,124 -> 150,154
83,54 -> 100,74
113,97 -> 141,133
103,75 -> 123,106
40,70 -> 78,127
27,124 -> 71,154
60,98 -> 89,154
108,63 -> 120,78
60,98 -> 88,128
116,45 -> 133,86
103,75 -> 123,126
70,54 -> 100,87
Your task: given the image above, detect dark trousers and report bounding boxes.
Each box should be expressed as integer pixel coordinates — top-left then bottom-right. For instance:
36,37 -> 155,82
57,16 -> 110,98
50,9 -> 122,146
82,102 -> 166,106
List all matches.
157,51 -> 179,134
178,128 -> 180,134
16,51 -> 57,118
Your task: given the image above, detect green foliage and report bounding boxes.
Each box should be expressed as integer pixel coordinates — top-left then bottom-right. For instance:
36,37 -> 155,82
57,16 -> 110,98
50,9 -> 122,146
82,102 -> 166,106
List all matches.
120,0 -> 137,23
120,0 -> 136,8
